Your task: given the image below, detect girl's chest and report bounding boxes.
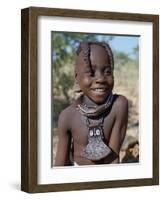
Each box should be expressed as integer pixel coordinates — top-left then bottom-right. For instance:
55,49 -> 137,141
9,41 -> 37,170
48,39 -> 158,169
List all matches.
70,111 -> 115,145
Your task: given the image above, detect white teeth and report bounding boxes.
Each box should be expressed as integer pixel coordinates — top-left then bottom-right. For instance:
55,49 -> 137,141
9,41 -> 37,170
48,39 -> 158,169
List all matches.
94,88 -> 105,92
96,89 -> 103,92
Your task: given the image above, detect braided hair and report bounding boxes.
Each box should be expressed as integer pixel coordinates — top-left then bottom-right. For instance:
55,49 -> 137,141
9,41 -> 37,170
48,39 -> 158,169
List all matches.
76,41 -> 114,71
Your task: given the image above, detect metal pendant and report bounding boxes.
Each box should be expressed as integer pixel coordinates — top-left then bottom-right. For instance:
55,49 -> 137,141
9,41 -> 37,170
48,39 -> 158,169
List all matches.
81,126 -> 111,161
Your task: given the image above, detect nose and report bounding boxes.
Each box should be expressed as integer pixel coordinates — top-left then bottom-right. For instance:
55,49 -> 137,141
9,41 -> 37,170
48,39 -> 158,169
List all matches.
95,71 -> 105,83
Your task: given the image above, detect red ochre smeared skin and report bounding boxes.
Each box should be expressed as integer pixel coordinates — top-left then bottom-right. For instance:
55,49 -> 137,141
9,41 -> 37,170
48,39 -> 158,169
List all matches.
55,43 -> 128,166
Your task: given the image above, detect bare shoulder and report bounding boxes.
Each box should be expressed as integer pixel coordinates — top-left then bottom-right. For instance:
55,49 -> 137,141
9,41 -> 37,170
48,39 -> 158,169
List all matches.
114,95 -> 128,108
58,103 -> 76,128
58,104 -> 74,120
113,94 -> 128,117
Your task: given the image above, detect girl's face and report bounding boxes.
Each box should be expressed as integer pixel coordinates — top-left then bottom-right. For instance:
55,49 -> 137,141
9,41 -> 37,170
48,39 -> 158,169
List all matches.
75,44 -> 114,104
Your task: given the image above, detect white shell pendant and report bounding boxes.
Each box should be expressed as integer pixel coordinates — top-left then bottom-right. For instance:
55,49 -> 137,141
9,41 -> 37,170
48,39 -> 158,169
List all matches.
81,126 -> 112,161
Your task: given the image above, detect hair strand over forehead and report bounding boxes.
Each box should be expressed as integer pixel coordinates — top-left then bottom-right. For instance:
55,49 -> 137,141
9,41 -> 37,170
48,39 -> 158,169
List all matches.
76,41 -> 114,70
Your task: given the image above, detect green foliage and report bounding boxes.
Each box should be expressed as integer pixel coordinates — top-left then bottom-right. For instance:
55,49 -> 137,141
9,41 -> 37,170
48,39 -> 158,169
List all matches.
52,32 -> 113,123
52,32 -> 139,127
52,33 -> 139,164
114,51 -> 131,68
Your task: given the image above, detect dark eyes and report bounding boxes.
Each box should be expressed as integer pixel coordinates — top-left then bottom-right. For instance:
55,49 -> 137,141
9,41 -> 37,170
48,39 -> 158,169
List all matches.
104,69 -> 112,75
84,68 -> 112,76
85,70 -> 94,76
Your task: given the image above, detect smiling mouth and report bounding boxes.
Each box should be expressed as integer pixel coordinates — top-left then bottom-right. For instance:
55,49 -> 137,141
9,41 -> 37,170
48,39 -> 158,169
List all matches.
91,88 -> 108,94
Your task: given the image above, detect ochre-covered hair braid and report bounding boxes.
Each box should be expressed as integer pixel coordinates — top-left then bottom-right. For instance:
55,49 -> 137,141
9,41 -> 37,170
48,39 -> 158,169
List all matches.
76,41 -> 114,71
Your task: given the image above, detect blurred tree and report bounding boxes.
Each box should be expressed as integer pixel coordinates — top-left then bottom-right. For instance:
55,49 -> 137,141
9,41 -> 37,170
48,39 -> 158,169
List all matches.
52,33 -> 140,164
52,32 -> 113,123
132,45 -> 139,64
52,32 -> 113,98
113,51 -> 131,69
51,32 -> 138,127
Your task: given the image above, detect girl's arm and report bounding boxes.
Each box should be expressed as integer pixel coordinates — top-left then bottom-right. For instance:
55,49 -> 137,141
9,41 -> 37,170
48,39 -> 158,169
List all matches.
108,95 -> 128,161
55,110 -> 72,166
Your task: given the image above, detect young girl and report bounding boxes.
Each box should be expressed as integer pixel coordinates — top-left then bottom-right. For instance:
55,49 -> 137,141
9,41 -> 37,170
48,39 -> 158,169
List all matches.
55,41 -> 128,166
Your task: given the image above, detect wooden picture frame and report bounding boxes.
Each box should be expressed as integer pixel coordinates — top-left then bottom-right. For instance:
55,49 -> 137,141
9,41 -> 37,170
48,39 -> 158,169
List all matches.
21,6 -> 159,193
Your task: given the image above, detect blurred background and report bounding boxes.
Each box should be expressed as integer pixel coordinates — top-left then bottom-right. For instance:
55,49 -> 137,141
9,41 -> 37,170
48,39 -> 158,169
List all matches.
52,32 -> 139,165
